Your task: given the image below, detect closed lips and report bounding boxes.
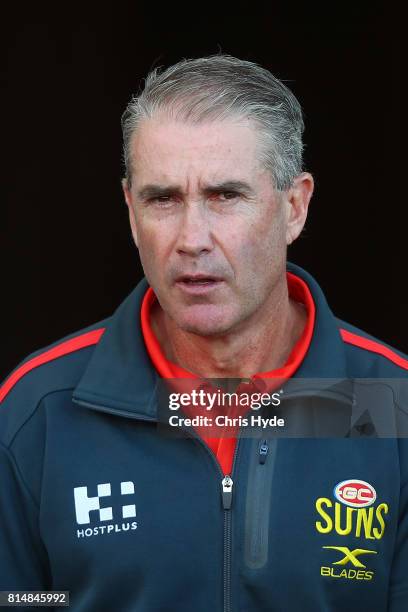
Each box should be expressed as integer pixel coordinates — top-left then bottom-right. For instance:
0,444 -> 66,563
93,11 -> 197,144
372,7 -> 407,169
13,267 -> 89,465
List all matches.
177,276 -> 222,283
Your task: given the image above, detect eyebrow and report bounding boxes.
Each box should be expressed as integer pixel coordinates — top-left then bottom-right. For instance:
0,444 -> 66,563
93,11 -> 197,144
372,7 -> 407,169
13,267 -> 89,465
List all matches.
136,181 -> 255,200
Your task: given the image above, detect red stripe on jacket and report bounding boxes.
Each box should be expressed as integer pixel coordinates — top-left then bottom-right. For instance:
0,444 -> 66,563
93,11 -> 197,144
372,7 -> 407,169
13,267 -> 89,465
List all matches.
0,328 -> 105,403
340,328 -> 408,371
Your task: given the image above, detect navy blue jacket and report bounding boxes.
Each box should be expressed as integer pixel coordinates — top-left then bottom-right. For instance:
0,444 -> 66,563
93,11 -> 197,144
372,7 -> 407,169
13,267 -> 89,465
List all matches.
1,262 -> 407,611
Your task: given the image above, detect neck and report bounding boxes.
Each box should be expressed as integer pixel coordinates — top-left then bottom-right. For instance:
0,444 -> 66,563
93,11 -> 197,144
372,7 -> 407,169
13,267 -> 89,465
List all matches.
150,281 -> 307,379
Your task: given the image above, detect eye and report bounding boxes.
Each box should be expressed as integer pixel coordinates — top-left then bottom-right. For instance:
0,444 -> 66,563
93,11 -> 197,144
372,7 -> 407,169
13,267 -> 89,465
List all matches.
148,195 -> 175,207
222,191 -> 238,200
214,191 -> 240,201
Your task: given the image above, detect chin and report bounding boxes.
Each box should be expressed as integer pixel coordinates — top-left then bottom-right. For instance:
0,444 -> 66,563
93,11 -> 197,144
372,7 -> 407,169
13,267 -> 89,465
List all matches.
175,307 -> 235,337
181,322 -> 229,337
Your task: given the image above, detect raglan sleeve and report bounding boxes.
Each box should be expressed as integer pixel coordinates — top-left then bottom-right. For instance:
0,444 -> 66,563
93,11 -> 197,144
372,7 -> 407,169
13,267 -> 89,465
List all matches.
0,371 -> 51,603
0,441 -> 50,592
388,382 -> 408,612
388,478 -> 408,609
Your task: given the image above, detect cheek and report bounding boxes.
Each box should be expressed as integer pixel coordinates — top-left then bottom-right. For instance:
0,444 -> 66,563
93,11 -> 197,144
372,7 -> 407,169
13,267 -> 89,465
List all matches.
137,228 -> 168,276
233,222 -> 286,280
237,224 -> 275,261
136,215 -> 171,251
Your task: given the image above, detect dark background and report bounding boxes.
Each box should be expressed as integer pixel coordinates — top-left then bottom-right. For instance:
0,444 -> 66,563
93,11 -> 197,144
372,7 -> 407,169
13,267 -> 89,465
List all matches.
2,1 -> 405,381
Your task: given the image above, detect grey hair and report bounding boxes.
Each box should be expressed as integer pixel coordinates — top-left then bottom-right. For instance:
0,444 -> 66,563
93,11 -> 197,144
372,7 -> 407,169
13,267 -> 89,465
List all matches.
121,54 -> 305,191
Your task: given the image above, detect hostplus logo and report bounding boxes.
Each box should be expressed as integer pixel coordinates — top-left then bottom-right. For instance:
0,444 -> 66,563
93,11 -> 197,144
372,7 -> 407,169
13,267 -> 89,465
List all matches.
73,481 -> 138,539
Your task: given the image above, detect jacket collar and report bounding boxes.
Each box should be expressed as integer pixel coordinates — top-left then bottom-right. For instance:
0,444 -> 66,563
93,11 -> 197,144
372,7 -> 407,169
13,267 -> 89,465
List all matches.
72,262 -> 349,418
286,262 -> 348,379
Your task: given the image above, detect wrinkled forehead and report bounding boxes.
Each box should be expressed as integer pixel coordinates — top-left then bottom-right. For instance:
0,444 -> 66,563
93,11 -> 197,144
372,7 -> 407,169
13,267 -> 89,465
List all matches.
128,116 -> 266,187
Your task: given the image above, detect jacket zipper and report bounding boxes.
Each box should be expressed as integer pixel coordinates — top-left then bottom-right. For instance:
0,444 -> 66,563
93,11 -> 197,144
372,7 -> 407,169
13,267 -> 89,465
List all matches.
259,439 -> 269,464
179,428 -> 240,612
73,397 -> 241,612
243,436 -> 277,570
249,438 -> 270,566
220,438 -> 240,612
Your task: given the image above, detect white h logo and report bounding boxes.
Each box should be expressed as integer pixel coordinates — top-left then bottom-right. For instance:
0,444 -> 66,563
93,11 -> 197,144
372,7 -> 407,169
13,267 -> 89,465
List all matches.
74,481 -> 136,525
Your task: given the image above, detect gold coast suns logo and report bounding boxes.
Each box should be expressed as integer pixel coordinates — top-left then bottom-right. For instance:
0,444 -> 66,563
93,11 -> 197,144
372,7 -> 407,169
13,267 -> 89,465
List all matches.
315,479 -> 389,581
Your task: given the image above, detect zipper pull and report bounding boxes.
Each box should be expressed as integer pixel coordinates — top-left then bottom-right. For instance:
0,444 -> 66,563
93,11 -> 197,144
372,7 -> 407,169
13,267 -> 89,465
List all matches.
259,440 -> 269,464
221,475 -> 233,510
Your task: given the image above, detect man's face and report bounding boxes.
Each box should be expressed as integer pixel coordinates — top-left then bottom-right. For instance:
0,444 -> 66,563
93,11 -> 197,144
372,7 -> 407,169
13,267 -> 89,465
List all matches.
124,117 -> 306,336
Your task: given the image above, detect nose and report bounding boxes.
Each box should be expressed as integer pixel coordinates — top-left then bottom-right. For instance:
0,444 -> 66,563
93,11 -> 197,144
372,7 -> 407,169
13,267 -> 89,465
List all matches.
175,202 -> 214,257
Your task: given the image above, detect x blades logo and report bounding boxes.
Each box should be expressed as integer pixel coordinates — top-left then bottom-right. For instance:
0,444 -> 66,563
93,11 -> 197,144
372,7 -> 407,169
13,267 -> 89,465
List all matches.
322,546 -> 377,568
320,546 -> 377,581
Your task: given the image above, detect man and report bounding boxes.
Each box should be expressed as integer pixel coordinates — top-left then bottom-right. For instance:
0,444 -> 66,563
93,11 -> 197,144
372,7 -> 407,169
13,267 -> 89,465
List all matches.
0,55 -> 407,611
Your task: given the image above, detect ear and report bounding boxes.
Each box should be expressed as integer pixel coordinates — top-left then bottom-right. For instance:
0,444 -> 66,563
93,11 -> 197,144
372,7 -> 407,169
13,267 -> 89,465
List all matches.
283,172 -> 314,245
122,178 -> 139,248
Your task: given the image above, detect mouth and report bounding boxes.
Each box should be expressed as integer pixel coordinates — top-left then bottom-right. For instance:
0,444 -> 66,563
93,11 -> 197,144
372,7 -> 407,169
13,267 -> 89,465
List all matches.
175,275 -> 224,292
176,274 -> 223,283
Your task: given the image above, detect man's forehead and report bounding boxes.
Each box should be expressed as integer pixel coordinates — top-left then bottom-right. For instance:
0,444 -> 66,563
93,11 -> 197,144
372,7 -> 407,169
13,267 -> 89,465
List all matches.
129,116 -> 264,185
